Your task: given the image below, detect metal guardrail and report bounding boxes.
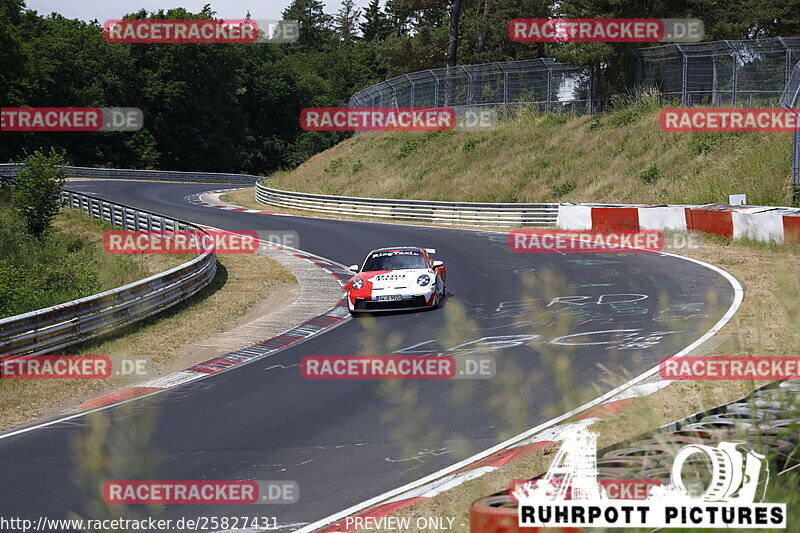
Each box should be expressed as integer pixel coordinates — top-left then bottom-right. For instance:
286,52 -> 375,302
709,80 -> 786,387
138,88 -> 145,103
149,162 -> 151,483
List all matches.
0,189 -> 218,356
255,182 -> 558,227
0,163 -> 259,185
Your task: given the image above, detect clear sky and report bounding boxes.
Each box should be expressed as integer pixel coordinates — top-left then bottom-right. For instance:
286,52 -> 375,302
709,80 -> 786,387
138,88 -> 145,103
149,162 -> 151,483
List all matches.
22,0 -> 371,23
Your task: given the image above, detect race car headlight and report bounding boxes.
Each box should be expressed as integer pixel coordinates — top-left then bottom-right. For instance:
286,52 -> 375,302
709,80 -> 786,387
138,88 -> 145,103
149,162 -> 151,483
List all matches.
351,277 -> 363,290
417,274 -> 431,287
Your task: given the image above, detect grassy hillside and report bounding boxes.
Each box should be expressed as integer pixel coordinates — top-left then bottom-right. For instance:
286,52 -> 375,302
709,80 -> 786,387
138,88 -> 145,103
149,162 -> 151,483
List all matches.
268,95 -> 796,206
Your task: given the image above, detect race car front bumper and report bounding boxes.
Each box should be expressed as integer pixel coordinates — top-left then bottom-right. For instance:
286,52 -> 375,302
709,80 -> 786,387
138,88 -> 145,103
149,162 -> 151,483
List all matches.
352,294 -> 433,312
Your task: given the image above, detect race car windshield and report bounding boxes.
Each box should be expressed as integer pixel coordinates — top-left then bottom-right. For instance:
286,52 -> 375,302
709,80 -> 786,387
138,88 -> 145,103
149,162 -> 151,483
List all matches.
362,252 -> 427,271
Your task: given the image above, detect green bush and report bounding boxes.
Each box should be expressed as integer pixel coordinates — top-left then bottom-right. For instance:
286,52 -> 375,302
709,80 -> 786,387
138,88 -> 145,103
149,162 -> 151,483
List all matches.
462,139 -> 480,152
541,113 -> 570,127
608,88 -> 663,127
638,164 -> 663,184
12,149 -> 67,237
393,135 -> 430,159
324,157 -> 344,175
688,132 -> 741,155
551,180 -> 577,199
0,200 -> 101,318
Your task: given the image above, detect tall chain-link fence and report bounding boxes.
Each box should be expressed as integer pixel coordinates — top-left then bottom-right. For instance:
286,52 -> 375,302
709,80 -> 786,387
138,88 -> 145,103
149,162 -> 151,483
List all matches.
348,59 -> 598,114
634,37 -> 800,106
780,59 -> 800,202
348,38 -> 800,203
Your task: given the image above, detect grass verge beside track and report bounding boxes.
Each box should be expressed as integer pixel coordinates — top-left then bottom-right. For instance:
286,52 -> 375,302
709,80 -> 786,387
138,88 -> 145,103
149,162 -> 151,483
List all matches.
0,210 -> 297,431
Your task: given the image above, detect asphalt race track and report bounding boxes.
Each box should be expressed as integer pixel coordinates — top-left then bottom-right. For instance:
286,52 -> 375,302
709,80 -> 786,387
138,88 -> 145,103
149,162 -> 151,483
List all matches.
0,181 -> 737,531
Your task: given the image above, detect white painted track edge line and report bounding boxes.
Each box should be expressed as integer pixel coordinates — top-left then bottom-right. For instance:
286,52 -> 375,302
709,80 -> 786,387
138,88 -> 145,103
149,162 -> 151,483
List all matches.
292,251 -> 744,533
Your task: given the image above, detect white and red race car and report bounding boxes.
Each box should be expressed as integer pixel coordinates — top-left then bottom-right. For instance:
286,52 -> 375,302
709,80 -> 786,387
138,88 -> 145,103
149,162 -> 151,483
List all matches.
345,246 -> 446,314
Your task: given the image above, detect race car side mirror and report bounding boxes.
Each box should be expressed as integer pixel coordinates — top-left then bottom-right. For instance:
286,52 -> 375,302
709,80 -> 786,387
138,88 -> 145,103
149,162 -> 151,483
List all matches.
432,260 -> 444,268
348,265 -> 359,274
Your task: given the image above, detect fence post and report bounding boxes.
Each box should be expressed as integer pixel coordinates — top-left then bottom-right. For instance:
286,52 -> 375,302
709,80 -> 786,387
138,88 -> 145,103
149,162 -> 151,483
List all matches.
676,44 -> 688,106
793,126 -> 799,205
386,79 -> 399,108
431,70 -> 441,108
725,41 -> 738,106
777,37 -> 792,87
632,49 -> 642,88
405,74 -> 415,107
545,60 -> 553,113
499,63 -> 509,107
462,65 -> 472,105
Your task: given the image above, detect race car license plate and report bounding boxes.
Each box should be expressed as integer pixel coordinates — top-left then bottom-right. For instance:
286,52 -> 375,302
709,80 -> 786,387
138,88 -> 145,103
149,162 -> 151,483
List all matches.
374,295 -> 402,301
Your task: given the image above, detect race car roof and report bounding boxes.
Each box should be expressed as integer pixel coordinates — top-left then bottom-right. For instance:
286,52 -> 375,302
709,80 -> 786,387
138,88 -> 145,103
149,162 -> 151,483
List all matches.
368,246 -> 423,254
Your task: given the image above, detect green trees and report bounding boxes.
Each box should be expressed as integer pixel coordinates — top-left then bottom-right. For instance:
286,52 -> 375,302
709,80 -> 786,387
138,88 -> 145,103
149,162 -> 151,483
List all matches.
0,150 -> 102,318
0,0 -> 26,106
360,0 -> 392,41
2,1 -> 800,175
12,149 -> 67,238
334,0 -> 361,44
283,0 -> 335,48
